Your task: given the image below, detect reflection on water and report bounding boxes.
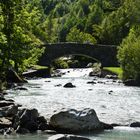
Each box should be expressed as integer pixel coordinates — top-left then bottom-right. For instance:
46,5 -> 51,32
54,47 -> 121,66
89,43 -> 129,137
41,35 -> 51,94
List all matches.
4,68 -> 140,140
0,127 -> 140,140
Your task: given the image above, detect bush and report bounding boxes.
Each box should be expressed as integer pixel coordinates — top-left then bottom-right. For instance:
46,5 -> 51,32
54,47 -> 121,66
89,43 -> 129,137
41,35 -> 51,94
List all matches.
52,59 -> 69,69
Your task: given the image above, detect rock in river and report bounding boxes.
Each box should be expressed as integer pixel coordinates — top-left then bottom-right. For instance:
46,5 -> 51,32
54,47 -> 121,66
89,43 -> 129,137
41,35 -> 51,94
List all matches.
48,134 -> 90,140
49,108 -> 113,133
130,122 -> 140,127
63,82 -> 76,88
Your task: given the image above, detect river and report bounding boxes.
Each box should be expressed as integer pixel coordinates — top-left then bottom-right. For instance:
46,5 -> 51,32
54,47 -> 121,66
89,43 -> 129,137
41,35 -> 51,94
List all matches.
2,68 -> 140,140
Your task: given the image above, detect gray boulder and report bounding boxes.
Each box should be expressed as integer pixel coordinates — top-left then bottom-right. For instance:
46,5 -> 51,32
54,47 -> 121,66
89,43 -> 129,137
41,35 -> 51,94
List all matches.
48,134 -> 90,140
49,108 -> 112,133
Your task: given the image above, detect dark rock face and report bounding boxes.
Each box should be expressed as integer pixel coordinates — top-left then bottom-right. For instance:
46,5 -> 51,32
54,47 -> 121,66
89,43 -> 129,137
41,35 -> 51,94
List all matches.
23,68 -> 50,78
15,109 -> 39,133
123,79 -> 140,86
63,83 -> 76,88
130,122 -> 140,127
49,108 -> 113,133
6,68 -> 27,83
48,134 -> 90,140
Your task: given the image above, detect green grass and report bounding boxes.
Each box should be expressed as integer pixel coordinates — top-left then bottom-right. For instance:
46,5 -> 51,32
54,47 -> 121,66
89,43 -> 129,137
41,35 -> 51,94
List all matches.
31,65 -> 48,70
103,67 -> 123,79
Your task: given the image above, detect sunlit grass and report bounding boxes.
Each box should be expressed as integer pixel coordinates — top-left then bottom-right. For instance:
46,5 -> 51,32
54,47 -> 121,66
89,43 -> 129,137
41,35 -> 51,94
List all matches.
103,67 -> 123,79
31,65 -> 48,70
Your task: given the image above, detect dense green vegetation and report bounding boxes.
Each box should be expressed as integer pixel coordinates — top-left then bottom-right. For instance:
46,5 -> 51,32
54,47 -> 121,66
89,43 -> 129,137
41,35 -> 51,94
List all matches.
118,26 -> 140,81
52,55 -> 97,69
0,0 -> 46,74
103,67 -> 123,78
0,0 -> 140,88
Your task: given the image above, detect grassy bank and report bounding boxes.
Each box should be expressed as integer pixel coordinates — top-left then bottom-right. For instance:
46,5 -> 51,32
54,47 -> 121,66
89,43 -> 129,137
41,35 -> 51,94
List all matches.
103,67 -> 123,79
31,65 -> 48,70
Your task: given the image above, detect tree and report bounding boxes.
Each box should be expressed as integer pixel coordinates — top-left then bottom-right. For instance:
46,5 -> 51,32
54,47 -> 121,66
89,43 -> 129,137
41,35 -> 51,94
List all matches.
100,0 -> 140,45
0,0 -> 44,73
118,26 -> 140,81
66,27 -> 96,44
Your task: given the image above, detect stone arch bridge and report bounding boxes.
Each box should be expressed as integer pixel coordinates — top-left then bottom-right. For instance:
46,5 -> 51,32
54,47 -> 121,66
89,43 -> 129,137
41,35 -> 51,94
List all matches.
38,43 -> 118,67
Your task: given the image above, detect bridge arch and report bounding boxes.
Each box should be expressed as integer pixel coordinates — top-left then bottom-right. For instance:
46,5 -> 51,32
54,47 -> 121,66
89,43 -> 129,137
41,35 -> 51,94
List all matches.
38,43 -> 118,67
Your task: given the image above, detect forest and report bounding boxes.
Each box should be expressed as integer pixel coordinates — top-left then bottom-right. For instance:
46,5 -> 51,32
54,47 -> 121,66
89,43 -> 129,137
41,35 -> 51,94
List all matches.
0,0 -> 140,88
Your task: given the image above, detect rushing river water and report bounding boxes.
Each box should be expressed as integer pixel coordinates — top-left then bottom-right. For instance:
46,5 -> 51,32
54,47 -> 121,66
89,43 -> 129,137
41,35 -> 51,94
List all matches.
2,68 -> 140,140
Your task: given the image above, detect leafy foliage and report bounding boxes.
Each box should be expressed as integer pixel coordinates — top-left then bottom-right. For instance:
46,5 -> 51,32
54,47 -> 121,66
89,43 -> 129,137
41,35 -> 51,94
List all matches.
66,27 -> 97,44
0,0 -> 140,82
0,0 -> 45,74
118,26 -> 140,81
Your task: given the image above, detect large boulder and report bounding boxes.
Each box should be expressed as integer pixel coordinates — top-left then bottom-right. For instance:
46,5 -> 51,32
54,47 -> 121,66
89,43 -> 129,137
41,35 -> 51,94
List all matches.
49,108 -> 112,133
15,108 -> 41,133
48,134 -> 90,140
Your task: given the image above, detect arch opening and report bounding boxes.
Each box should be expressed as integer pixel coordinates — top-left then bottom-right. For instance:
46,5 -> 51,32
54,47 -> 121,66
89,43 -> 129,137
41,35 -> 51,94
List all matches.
51,54 -> 101,69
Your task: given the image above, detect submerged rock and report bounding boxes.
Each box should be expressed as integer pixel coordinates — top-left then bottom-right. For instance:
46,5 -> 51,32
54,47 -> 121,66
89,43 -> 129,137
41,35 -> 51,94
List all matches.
55,84 -> 62,87
48,134 -> 90,140
63,83 -> 76,88
87,81 -> 96,84
49,108 -> 113,133
15,87 -> 28,91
